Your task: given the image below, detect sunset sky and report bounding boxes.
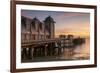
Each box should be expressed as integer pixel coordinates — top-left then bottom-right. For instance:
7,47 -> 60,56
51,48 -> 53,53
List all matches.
21,10 -> 90,37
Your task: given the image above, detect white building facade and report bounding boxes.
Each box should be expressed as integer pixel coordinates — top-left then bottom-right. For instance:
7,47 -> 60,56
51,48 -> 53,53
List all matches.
21,16 -> 55,42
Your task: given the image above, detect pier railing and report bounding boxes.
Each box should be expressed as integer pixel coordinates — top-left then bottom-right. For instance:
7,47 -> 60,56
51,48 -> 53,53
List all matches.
21,38 -> 73,48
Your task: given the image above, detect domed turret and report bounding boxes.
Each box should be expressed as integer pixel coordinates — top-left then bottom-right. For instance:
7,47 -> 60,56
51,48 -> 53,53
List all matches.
32,17 -> 40,24
31,17 -> 41,31
44,16 -> 55,23
44,16 -> 55,38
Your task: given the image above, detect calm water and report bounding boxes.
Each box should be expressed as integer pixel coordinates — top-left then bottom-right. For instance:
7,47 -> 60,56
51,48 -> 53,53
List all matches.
22,38 -> 90,63
59,38 -> 90,60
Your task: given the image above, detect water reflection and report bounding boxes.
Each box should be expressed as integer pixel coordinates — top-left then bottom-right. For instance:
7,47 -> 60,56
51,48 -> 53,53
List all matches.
21,38 -> 90,63
60,38 -> 90,60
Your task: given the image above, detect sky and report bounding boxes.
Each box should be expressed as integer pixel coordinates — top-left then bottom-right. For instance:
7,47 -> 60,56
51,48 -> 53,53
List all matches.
21,10 -> 90,37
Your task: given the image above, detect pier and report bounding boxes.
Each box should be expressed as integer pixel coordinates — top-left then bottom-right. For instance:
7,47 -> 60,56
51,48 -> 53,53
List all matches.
21,37 -> 85,61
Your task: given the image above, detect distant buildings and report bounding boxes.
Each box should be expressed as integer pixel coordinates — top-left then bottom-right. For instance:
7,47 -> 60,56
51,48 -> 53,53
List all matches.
21,16 -> 55,41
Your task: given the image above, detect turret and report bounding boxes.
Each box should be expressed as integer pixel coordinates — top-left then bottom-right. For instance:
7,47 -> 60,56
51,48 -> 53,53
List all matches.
44,16 -> 55,39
